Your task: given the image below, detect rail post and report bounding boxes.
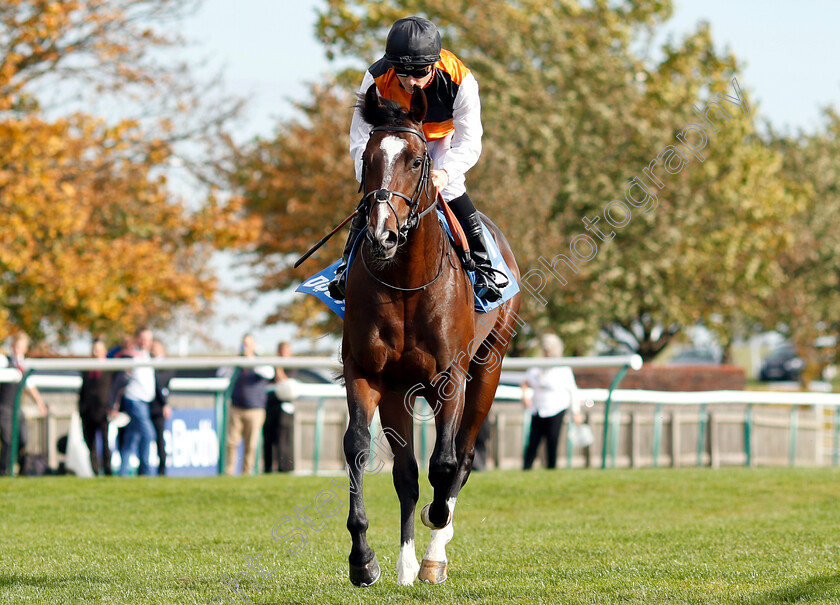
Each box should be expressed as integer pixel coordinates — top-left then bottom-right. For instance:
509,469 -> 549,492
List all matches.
9,369 -> 30,477
833,406 -> 840,467
601,363 -> 631,470
217,368 -> 240,475
697,403 -> 708,467
313,397 -> 325,474
744,403 -> 753,467
652,403 -> 664,468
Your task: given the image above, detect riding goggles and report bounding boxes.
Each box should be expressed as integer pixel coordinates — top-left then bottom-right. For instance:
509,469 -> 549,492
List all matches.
392,64 -> 434,78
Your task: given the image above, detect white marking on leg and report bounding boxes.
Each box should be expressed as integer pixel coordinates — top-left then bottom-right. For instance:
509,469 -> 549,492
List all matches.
423,497 -> 456,562
396,538 -> 420,586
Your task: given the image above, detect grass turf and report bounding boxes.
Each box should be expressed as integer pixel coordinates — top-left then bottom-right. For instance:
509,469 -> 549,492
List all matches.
1,467 -> 838,604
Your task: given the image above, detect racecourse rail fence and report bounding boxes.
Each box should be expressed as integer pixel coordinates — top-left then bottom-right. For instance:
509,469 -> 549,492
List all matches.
2,354 -> 839,476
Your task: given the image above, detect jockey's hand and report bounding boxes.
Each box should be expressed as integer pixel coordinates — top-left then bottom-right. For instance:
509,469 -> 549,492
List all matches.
430,169 -> 449,197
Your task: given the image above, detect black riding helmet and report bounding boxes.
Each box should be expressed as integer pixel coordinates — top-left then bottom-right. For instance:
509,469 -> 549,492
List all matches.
384,16 -> 441,66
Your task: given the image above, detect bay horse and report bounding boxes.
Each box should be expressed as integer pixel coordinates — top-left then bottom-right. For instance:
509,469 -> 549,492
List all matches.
340,83 -> 522,587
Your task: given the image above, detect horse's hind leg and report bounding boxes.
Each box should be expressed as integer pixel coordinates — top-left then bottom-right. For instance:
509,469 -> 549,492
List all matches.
342,364 -> 383,587
451,338 -> 505,492
379,393 -> 420,585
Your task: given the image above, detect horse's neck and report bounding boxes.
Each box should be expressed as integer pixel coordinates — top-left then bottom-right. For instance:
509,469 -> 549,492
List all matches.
399,203 -> 445,280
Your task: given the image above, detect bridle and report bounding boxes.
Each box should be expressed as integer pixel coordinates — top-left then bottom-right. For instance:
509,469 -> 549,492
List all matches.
357,124 -> 450,292
358,125 -> 438,245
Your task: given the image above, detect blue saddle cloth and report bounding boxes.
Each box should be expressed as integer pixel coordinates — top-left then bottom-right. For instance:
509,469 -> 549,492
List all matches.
296,209 -> 519,320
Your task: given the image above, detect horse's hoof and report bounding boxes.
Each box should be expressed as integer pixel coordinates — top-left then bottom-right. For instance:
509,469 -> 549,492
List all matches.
418,559 -> 448,584
349,555 -> 381,587
420,503 -> 452,529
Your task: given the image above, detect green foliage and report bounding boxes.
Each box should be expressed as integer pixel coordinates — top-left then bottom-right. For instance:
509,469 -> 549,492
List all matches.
236,0 -> 828,360
229,86 -> 358,338
767,110 -> 840,386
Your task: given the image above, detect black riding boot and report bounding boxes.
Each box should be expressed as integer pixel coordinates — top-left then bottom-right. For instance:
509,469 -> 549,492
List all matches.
461,211 -> 509,302
328,212 -> 367,300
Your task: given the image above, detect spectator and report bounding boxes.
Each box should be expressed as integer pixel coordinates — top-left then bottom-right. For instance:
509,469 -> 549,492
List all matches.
222,334 -> 274,476
0,333 -> 48,476
78,339 -> 114,476
108,334 -> 133,453
150,339 -> 175,476
521,334 -> 583,470
263,341 -> 294,473
110,327 -> 157,476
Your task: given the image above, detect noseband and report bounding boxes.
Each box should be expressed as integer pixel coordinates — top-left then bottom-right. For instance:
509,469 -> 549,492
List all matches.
359,125 -> 438,244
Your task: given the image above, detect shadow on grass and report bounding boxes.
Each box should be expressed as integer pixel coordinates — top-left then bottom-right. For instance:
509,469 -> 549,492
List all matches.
743,573 -> 840,603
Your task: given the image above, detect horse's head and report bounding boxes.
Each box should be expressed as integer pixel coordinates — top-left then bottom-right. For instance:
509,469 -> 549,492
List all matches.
358,84 -> 432,260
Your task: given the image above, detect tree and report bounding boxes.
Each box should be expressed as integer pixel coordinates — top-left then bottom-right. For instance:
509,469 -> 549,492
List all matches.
767,110 -> 840,387
235,1 -> 798,353
313,0 -> 796,359
229,86 -> 359,338
0,0 -> 251,344
0,112 -> 257,343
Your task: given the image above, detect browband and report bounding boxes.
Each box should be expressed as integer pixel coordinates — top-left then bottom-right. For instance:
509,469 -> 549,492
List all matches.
370,125 -> 427,143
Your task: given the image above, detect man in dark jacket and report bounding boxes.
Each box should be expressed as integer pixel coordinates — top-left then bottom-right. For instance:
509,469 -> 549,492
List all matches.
150,340 -> 175,476
78,339 -> 114,475
221,334 -> 274,475
263,341 -> 295,473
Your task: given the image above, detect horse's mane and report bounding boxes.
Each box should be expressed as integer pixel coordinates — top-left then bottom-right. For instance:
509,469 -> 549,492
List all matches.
356,92 -> 414,128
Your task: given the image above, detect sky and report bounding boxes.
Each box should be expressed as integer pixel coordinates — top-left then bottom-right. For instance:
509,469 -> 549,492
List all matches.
167,0 -> 840,355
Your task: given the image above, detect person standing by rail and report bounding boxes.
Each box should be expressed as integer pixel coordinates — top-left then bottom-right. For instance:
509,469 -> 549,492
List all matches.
78,339 -> 114,476
263,341 -> 295,473
110,327 -> 157,476
521,334 -> 584,470
150,339 -> 174,476
0,333 -> 47,476
221,334 -> 275,476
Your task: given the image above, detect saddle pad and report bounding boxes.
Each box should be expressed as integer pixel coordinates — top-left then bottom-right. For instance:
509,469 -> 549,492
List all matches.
434,208 -> 520,313
296,211 -> 519,319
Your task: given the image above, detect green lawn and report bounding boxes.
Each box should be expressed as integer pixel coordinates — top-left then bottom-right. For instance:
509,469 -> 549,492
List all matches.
1,468 -> 839,604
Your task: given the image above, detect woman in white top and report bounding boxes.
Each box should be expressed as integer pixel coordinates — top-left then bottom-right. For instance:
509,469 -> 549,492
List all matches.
521,334 -> 583,470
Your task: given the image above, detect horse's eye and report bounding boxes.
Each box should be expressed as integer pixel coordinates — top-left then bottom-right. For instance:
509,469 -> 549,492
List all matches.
412,157 -> 424,170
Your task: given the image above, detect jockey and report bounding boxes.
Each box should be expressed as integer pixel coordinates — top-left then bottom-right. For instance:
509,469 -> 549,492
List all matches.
328,15 -> 510,303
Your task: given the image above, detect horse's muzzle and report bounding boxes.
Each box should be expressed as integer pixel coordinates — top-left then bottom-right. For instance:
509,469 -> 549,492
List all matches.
368,228 -> 398,260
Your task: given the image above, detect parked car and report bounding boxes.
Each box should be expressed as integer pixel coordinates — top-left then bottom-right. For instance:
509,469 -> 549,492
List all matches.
285,367 -> 336,385
667,348 -> 721,366
759,344 -> 803,381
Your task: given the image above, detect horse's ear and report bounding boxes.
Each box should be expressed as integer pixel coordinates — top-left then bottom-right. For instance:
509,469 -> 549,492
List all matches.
409,88 -> 427,124
364,84 -> 380,112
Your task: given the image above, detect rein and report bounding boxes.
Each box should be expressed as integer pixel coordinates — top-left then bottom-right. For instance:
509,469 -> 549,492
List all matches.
361,240 -> 449,292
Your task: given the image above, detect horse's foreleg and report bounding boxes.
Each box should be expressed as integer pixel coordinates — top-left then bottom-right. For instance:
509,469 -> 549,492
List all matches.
343,369 -> 383,587
423,370 -> 466,529
379,394 -> 420,585
418,497 -> 456,584
417,371 -> 466,584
